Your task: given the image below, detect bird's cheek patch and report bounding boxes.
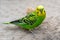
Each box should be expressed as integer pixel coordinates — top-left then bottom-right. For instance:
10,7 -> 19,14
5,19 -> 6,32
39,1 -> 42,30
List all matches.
37,13 -> 40,16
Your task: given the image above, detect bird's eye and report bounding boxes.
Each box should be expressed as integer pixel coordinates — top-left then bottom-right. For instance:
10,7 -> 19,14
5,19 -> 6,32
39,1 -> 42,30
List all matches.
37,12 -> 39,13
37,9 -> 39,10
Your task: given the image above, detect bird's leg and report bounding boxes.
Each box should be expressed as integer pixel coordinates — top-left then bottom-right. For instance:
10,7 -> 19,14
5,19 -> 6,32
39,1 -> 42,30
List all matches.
29,29 -> 33,33
29,29 -> 40,40
29,29 -> 36,39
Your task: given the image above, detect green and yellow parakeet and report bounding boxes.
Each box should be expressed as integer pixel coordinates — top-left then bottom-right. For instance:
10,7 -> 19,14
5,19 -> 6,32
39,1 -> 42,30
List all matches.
4,5 -> 46,31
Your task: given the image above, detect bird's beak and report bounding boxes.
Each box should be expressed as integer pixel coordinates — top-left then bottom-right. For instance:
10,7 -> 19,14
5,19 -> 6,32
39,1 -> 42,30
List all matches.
40,9 -> 43,13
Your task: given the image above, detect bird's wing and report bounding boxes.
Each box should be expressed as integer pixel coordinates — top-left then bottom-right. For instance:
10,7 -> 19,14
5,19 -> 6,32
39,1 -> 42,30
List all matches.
9,11 -> 37,25
22,13 -> 37,25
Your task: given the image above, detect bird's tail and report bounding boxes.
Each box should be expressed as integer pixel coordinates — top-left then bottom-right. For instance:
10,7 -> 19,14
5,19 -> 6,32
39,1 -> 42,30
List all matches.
3,20 -> 20,24
3,22 -> 11,24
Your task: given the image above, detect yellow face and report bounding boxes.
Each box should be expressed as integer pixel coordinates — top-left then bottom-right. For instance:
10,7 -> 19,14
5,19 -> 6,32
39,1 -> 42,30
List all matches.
36,5 -> 45,16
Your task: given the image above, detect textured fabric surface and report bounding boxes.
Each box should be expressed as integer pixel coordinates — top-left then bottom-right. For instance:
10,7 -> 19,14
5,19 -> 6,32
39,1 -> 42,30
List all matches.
0,0 -> 60,40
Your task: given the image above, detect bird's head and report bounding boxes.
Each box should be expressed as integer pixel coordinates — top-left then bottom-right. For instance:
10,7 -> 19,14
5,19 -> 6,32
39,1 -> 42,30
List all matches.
36,5 -> 46,16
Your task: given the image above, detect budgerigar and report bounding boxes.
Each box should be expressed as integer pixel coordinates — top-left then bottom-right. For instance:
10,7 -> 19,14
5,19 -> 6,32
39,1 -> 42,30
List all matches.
4,5 -> 46,31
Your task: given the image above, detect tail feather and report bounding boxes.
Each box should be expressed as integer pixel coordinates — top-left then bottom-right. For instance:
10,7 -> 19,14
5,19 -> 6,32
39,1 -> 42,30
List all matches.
3,19 -> 22,24
3,22 -> 11,24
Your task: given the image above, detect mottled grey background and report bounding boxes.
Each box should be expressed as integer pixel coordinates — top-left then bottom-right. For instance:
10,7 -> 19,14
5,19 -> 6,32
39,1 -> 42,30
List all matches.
0,0 -> 60,40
